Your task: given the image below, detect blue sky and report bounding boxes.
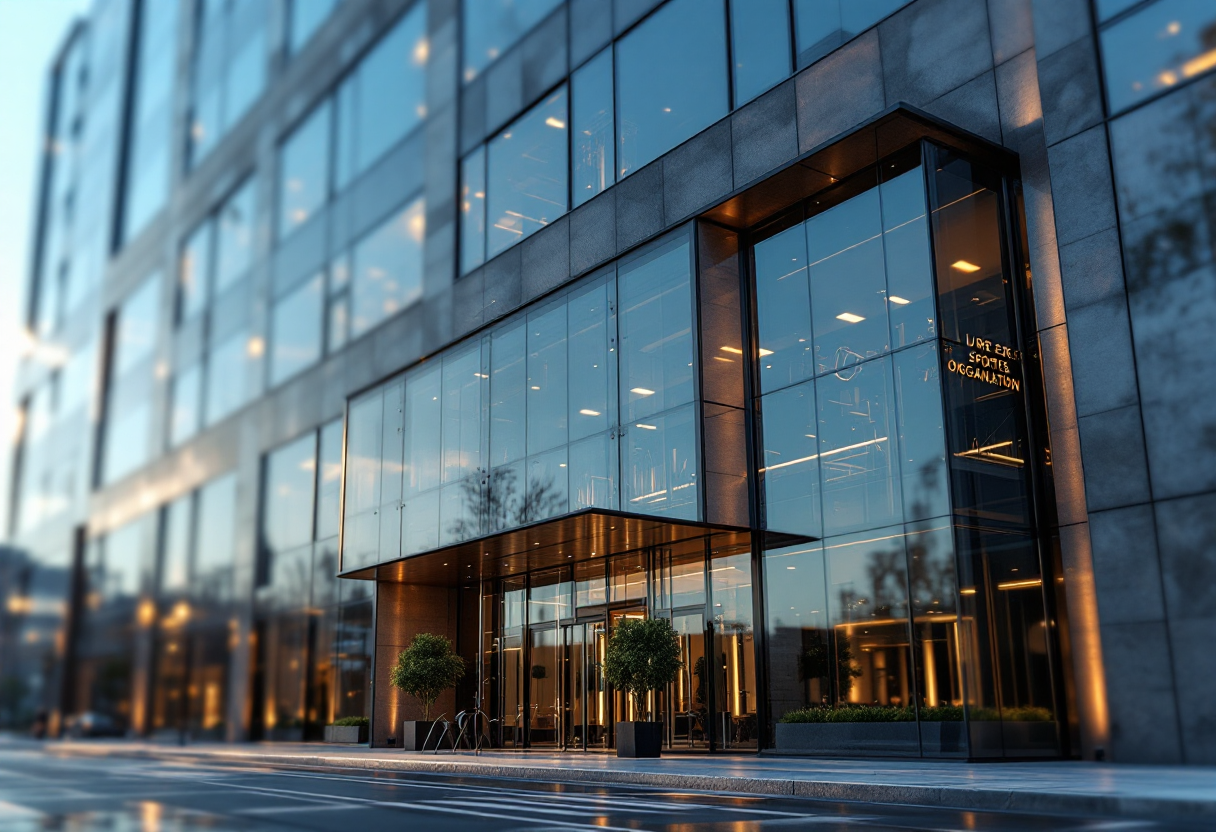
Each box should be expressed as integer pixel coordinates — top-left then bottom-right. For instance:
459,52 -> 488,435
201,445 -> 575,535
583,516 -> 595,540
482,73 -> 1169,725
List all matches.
0,0 -> 90,538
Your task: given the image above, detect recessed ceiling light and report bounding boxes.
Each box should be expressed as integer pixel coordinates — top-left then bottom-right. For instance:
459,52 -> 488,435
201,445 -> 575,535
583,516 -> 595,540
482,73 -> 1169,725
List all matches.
888,296 -> 910,305
544,116 -> 566,129
836,312 -> 865,323
635,423 -> 657,430
720,346 -> 743,355
951,260 -> 981,273
579,409 -> 600,416
630,387 -> 655,396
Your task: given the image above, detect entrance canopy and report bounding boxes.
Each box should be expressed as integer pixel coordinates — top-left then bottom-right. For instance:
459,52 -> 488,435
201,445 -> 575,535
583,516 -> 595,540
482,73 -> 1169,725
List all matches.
338,508 -> 812,585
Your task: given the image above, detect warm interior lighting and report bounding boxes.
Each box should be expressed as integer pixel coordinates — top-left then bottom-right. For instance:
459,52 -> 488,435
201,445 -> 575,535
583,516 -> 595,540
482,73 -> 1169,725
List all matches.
630,387 -> 655,396
246,337 -> 265,358
545,117 -> 566,129
888,296 -> 910,305
760,437 -> 887,472
836,312 -> 865,323
951,260 -> 981,273
1182,49 -> 1216,79
579,409 -> 600,416
720,346 -> 743,354
758,348 -> 773,356
959,587 -> 977,596
954,440 -> 1024,467
997,578 -> 1044,591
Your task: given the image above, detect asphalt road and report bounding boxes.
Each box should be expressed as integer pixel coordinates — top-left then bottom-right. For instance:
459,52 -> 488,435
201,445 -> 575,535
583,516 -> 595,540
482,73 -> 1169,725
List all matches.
0,749 -> 1203,831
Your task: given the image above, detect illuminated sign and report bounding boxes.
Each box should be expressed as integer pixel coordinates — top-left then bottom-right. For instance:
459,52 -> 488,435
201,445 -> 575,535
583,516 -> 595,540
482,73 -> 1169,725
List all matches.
946,334 -> 1022,392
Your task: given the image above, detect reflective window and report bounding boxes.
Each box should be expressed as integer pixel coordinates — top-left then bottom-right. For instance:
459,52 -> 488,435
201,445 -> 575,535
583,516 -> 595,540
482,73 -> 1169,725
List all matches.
288,0 -> 338,53
527,301 -> 569,454
355,5 -> 428,172
215,178 -> 256,293
204,329 -> 253,426
893,344 -> 949,522
615,0 -> 728,176
486,88 -> 569,258
459,147 -> 487,272
195,473 -> 238,602
623,402 -> 698,520
179,220 -> 213,322
793,0 -> 909,69
278,102 -> 331,240
113,275 -> 160,377
316,418 -> 344,541
350,197 -> 425,338
263,433 -> 316,563
160,495 -> 193,595
754,223 -> 813,393
491,322 -> 527,467
189,0 -> 269,167
462,0 -> 562,82
572,48 -> 614,207
270,274 -> 323,386
730,0 -> 791,105
169,362 -> 203,446
1100,0 -> 1216,114
123,0 -> 179,242
760,380 -> 821,537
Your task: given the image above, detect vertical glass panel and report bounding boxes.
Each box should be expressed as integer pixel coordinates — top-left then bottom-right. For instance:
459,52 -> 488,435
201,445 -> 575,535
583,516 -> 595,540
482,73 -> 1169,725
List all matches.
278,101 -> 331,240
529,626 -> 561,746
822,526 -> 918,753
526,301 -> 568,454
880,162 -> 935,348
350,197 -> 425,338
214,177 -> 256,294
569,431 -> 616,511
223,2 -> 268,128
402,488 -> 440,555
204,329 -> 253,426
618,236 -> 695,422
379,379 -> 406,555
817,355 -> 901,537
161,495 -> 193,595
195,473 -> 238,602
169,363 -> 202,446
711,548 -> 757,749
114,275 -> 161,377
441,347 -> 482,483
623,403 -> 698,520
486,88 -> 569,258
609,552 -> 646,604
654,543 -> 707,610
763,544 -> 829,731
316,418 -> 344,541
616,0 -> 729,177
893,343 -> 949,522
404,364 -> 442,495
356,4 -> 428,172
905,520 -> 965,756
807,180 -> 890,375
760,379 -> 822,537
342,391 -> 382,545
289,0 -> 338,53
526,447 -> 568,522
529,568 -> 571,626
730,0 -> 792,105
270,273 -> 323,386
333,76 -> 357,193
567,280 -> 612,441
459,148 -> 486,273
327,293 -> 349,354
440,479 -> 479,544
572,48 -> 614,207
461,0 -> 563,82
490,322 -> 527,467
1100,0 -> 1216,114
575,560 -> 606,608
263,434 -> 317,563
754,223 -> 813,393
488,460 -> 525,531
179,220 -> 212,321
793,0 -> 908,68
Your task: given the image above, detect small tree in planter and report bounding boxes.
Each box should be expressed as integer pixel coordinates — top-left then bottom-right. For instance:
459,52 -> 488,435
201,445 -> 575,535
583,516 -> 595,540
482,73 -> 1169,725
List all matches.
390,633 -> 465,750
603,617 -> 682,758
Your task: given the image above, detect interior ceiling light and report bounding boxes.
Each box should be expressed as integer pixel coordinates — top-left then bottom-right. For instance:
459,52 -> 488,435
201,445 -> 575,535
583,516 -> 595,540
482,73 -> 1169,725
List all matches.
630,387 -> 655,396
836,312 -> 865,323
951,260 -> 981,273
720,346 -> 743,355
888,296 -> 910,305
544,117 -> 566,129
758,348 -> 774,356
636,423 -> 657,430
579,409 -> 600,416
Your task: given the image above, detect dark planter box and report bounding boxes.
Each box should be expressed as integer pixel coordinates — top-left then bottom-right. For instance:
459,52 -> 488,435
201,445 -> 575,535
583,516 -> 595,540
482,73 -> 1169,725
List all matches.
774,721 -> 920,756
402,720 -> 452,751
324,724 -> 368,744
616,721 -> 662,758
918,720 -> 965,754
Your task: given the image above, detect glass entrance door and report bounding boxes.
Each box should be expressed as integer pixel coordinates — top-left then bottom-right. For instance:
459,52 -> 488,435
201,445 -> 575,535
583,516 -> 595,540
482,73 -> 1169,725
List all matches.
527,627 -> 561,747
562,620 -> 610,750
668,612 -> 709,749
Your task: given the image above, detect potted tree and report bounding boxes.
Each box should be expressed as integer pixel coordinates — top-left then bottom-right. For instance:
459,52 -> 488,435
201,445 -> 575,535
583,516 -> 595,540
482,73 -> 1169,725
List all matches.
389,633 -> 465,751
603,617 -> 682,758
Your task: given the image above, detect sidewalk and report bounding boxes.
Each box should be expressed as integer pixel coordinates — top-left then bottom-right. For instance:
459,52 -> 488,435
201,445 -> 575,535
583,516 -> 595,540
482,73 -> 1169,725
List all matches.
28,738 -> 1216,821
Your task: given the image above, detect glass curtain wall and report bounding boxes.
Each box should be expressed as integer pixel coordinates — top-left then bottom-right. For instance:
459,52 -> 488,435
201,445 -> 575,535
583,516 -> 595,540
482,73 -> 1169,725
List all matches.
756,143 -> 1060,759
342,229 -> 699,572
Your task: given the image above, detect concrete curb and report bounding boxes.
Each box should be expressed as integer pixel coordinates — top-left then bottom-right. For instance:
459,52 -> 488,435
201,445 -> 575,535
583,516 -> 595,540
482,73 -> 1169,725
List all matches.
46,745 -> 1216,822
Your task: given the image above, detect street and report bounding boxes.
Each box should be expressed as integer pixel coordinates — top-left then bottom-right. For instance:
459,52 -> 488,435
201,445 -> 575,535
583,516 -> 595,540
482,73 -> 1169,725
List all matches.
0,748 -> 1205,831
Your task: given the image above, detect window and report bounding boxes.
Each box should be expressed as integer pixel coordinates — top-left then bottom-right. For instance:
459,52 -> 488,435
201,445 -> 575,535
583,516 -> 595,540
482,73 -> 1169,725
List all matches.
112,276 -> 160,378
730,0 -> 791,105
350,197 -> 425,338
793,0 -> 909,69
195,473 -> 238,602
572,48 -> 615,208
462,0 -> 562,82
459,147 -> 487,272
178,175 -> 258,320
1099,0 -> 1216,114
101,274 -> 161,485
178,221 -> 213,322
204,329 -> 254,426
615,0 -> 728,177
214,177 -> 256,293
270,273 -> 323,386
288,0 -> 338,53
169,362 -> 203,446
263,433 -> 316,564
486,89 -> 569,259
278,102 -> 332,240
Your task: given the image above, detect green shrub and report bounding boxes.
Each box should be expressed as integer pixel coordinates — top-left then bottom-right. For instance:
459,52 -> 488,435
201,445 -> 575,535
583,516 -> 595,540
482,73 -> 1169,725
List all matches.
329,716 -> 369,728
602,617 -> 682,720
778,704 -> 1052,724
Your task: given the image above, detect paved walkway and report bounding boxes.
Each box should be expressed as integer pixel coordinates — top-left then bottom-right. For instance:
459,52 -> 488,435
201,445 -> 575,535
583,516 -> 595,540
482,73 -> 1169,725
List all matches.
24,738 -> 1216,821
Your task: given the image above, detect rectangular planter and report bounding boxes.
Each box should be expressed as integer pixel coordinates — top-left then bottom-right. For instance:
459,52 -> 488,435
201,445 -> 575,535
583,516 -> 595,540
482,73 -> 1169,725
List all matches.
774,721 -> 920,756
402,720 -> 452,751
323,724 -> 368,744
616,721 -> 662,758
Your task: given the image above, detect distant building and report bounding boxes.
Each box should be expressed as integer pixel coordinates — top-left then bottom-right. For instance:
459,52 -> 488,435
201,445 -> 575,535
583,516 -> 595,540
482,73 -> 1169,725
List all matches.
6,0 -> 1215,764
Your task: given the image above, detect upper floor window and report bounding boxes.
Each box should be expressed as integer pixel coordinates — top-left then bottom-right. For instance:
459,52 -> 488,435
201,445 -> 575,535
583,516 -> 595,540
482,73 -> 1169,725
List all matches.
1099,0 -> 1216,114
288,0 -> 340,54
462,0 -> 562,82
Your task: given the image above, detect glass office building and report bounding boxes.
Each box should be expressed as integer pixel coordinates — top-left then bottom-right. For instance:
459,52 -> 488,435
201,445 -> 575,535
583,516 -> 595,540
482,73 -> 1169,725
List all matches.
6,0 -> 1216,765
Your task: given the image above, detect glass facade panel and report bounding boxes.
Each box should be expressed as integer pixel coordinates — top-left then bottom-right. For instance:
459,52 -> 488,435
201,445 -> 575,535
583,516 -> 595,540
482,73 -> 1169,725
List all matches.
179,221 -> 213,322
356,5 -> 428,172
123,0 -> 179,241
754,223 -> 813,393
568,279 -> 613,441
572,48 -> 615,207
204,329 -> 252,426
350,198 -> 425,338
486,89 -> 569,258
278,102 -> 331,240
711,548 -> 757,749
462,0 -> 562,82
289,0 -> 338,53
1100,0 -> 1216,114
760,380 -> 821,537
527,301 -> 569,454
459,147 -> 487,272
214,178 -> 256,294
623,403 -> 698,520
195,473 -> 238,603
169,362 -> 203,447
615,0 -> 729,176
263,434 -> 316,565
113,276 -> 160,378
270,274 -> 323,386
793,0 -> 909,68
730,0 -> 792,105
